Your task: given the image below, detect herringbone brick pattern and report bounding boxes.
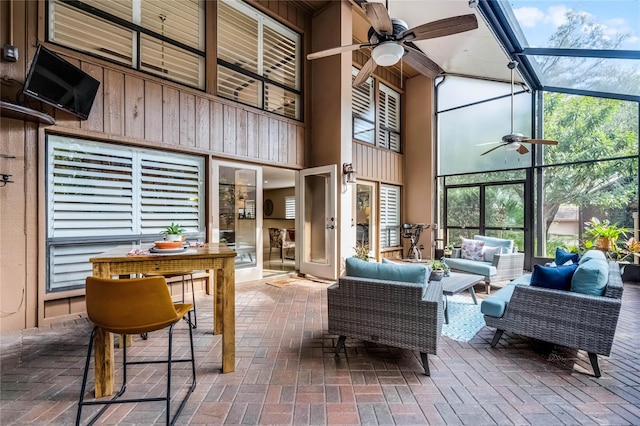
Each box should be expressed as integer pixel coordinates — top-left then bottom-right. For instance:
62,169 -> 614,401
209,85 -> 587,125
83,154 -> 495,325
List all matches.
1,278 -> 639,425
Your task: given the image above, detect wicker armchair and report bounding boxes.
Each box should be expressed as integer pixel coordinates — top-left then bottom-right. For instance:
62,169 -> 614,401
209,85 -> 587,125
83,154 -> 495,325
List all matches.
484,262 -> 623,377
327,277 -> 443,375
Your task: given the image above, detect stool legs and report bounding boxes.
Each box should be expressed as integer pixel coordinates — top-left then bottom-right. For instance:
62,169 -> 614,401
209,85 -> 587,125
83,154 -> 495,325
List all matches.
179,274 -> 197,329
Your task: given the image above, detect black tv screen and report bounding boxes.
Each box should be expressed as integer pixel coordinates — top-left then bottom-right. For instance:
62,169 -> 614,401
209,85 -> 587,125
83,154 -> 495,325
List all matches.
23,45 -> 100,120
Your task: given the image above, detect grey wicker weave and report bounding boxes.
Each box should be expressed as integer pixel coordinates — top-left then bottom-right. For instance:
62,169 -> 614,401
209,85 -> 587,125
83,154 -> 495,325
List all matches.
485,262 -> 623,377
327,277 -> 443,375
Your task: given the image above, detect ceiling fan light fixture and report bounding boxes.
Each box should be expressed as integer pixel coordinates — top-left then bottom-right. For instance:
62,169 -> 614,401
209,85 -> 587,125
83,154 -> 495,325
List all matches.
371,42 -> 404,66
506,142 -> 521,151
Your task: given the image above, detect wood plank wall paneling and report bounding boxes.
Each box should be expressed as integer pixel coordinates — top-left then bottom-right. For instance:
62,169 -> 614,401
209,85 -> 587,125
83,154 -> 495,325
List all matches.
353,141 -> 403,184
144,81 -> 164,142
125,75 -> 145,139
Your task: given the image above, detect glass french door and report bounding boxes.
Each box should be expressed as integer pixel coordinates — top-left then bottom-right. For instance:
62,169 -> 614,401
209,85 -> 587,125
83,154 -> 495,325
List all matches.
298,165 -> 337,280
213,161 -> 263,282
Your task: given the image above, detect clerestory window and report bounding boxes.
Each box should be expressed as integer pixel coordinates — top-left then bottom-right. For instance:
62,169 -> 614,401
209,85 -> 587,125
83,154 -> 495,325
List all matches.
217,0 -> 301,120
47,0 -> 205,89
351,67 -> 401,152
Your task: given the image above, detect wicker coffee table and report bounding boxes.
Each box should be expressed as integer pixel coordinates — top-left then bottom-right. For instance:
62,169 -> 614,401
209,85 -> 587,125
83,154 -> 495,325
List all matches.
438,272 -> 484,324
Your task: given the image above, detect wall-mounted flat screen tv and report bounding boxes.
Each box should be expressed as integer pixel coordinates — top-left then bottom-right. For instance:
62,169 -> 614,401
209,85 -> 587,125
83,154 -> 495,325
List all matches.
23,45 -> 100,120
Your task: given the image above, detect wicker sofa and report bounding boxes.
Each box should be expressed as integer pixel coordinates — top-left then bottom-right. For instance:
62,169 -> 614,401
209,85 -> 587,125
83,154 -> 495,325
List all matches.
327,258 -> 443,375
444,235 -> 524,293
481,252 -> 623,377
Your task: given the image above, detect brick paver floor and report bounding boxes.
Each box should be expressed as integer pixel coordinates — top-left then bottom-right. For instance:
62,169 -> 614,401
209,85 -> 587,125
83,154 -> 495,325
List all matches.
1,277 -> 639,425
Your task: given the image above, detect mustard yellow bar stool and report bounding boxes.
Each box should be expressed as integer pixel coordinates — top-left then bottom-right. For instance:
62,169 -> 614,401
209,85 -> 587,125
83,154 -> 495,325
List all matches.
145,271 -> 197,329
76,276 -> 196,426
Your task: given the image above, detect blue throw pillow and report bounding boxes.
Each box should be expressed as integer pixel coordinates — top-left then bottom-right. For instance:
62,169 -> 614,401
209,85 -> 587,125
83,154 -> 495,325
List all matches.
530,264 -> 578,290
555,248 -> 579,265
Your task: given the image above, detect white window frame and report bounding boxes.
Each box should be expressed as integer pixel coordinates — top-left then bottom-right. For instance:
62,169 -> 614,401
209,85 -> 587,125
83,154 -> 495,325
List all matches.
380,184 -> 401,249
378,83 -> 401,152
46,135 -> 205,294
217,0 -> 301,119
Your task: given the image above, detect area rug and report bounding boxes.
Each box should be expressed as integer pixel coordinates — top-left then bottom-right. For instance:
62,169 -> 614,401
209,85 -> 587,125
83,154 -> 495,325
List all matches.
441,294 -> 486,342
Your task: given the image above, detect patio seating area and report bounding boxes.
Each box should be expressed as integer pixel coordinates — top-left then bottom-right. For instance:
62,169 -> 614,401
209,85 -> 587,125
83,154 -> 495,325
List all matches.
1,277 -> 639,425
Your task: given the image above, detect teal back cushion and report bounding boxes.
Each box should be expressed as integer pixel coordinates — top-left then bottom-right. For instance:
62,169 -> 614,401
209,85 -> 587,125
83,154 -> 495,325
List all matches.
578,249 -> 606,265
473,235 -> 514,254
571,258 -> 609,296
346,257 -> 428,284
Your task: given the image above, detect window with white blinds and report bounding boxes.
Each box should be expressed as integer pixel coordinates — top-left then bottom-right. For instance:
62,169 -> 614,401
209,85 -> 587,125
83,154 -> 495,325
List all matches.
352,67 -> 375,144
285,196 -> 296,219
380,184 -> 401,249
217,0 -> 301,120
378,83 -> 401,152
48,0 -> 205,89
46,135 -> 204,293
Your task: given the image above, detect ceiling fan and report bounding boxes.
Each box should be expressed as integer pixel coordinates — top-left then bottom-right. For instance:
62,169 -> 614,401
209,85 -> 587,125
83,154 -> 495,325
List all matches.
479,61 -> 558,156
306,1 -> 478,87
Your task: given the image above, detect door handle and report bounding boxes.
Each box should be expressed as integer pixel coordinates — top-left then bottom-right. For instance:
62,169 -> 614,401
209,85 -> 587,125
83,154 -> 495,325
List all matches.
326,225 -> 335,230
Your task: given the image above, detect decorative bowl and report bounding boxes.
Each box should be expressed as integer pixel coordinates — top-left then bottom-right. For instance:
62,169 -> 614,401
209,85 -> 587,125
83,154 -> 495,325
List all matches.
154,241 -> 183,249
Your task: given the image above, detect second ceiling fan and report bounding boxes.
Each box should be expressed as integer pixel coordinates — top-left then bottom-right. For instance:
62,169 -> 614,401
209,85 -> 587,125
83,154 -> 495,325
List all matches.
306,1 -> 479,86
479,61 -> 558,156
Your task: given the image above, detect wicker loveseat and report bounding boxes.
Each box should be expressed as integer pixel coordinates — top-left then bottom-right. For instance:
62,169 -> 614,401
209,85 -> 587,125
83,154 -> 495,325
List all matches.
444,235 -> 524,293
327,258 -> 443,375
481,251 -> 623,377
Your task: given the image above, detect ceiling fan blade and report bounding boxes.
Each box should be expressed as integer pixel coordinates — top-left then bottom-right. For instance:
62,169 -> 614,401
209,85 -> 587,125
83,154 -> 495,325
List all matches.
307,43 -> 370,60
400,14 -> 478,42
517,144 -> 530,155
353,57 -> 377,87
523,138 -> 558,145
402,45 -> 442,78
476,141 -> 502,146
481,144 -> 506,156
362,2 -> 393,35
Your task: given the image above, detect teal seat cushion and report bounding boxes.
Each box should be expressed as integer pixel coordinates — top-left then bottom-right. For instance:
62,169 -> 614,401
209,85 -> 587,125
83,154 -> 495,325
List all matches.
481,274 -> 531,318
444,258 -> 497,276
481,285 -> 514,317
571,258 -> 608,296
345,257 -> 428,284
578,249 -> 606,265
473,235 -> 514,254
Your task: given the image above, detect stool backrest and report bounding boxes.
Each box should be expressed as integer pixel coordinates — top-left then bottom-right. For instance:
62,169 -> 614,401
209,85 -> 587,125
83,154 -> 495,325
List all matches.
86,276 -> 180,335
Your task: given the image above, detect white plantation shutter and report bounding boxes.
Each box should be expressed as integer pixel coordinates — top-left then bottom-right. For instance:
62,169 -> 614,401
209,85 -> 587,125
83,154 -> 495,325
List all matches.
352,67 -> 375,144
49,0 -> 205,88
380,184 -> 401,248
285,196 -> 295,219
50,1 -> 135,67
379,84 -> 401,152
48,140 -> 135,238
217,1 -> 259,74
47,135 -> 204,292
140,155 -> 202,234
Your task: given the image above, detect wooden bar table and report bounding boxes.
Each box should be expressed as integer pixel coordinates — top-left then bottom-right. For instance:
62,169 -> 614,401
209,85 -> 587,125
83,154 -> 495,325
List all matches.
89,243 -> 237,397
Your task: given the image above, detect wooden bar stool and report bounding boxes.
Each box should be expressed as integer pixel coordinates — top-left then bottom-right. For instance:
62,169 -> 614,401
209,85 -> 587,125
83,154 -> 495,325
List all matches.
145,271 -> 197,329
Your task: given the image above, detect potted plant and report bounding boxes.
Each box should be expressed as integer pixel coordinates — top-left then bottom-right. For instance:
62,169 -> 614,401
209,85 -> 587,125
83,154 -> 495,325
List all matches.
583,217 -> 628,254
429,259 -> 446,281
162,222 -> 185,242
353,243 -> 370,261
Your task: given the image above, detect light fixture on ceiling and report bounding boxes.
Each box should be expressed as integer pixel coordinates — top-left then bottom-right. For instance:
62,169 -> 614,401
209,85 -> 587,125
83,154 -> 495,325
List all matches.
371,42 -> 404,67
506,142 -> 521,151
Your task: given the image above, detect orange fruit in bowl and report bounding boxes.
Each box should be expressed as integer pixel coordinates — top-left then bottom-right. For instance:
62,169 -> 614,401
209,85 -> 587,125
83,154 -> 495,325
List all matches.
154,241 -> 183,249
